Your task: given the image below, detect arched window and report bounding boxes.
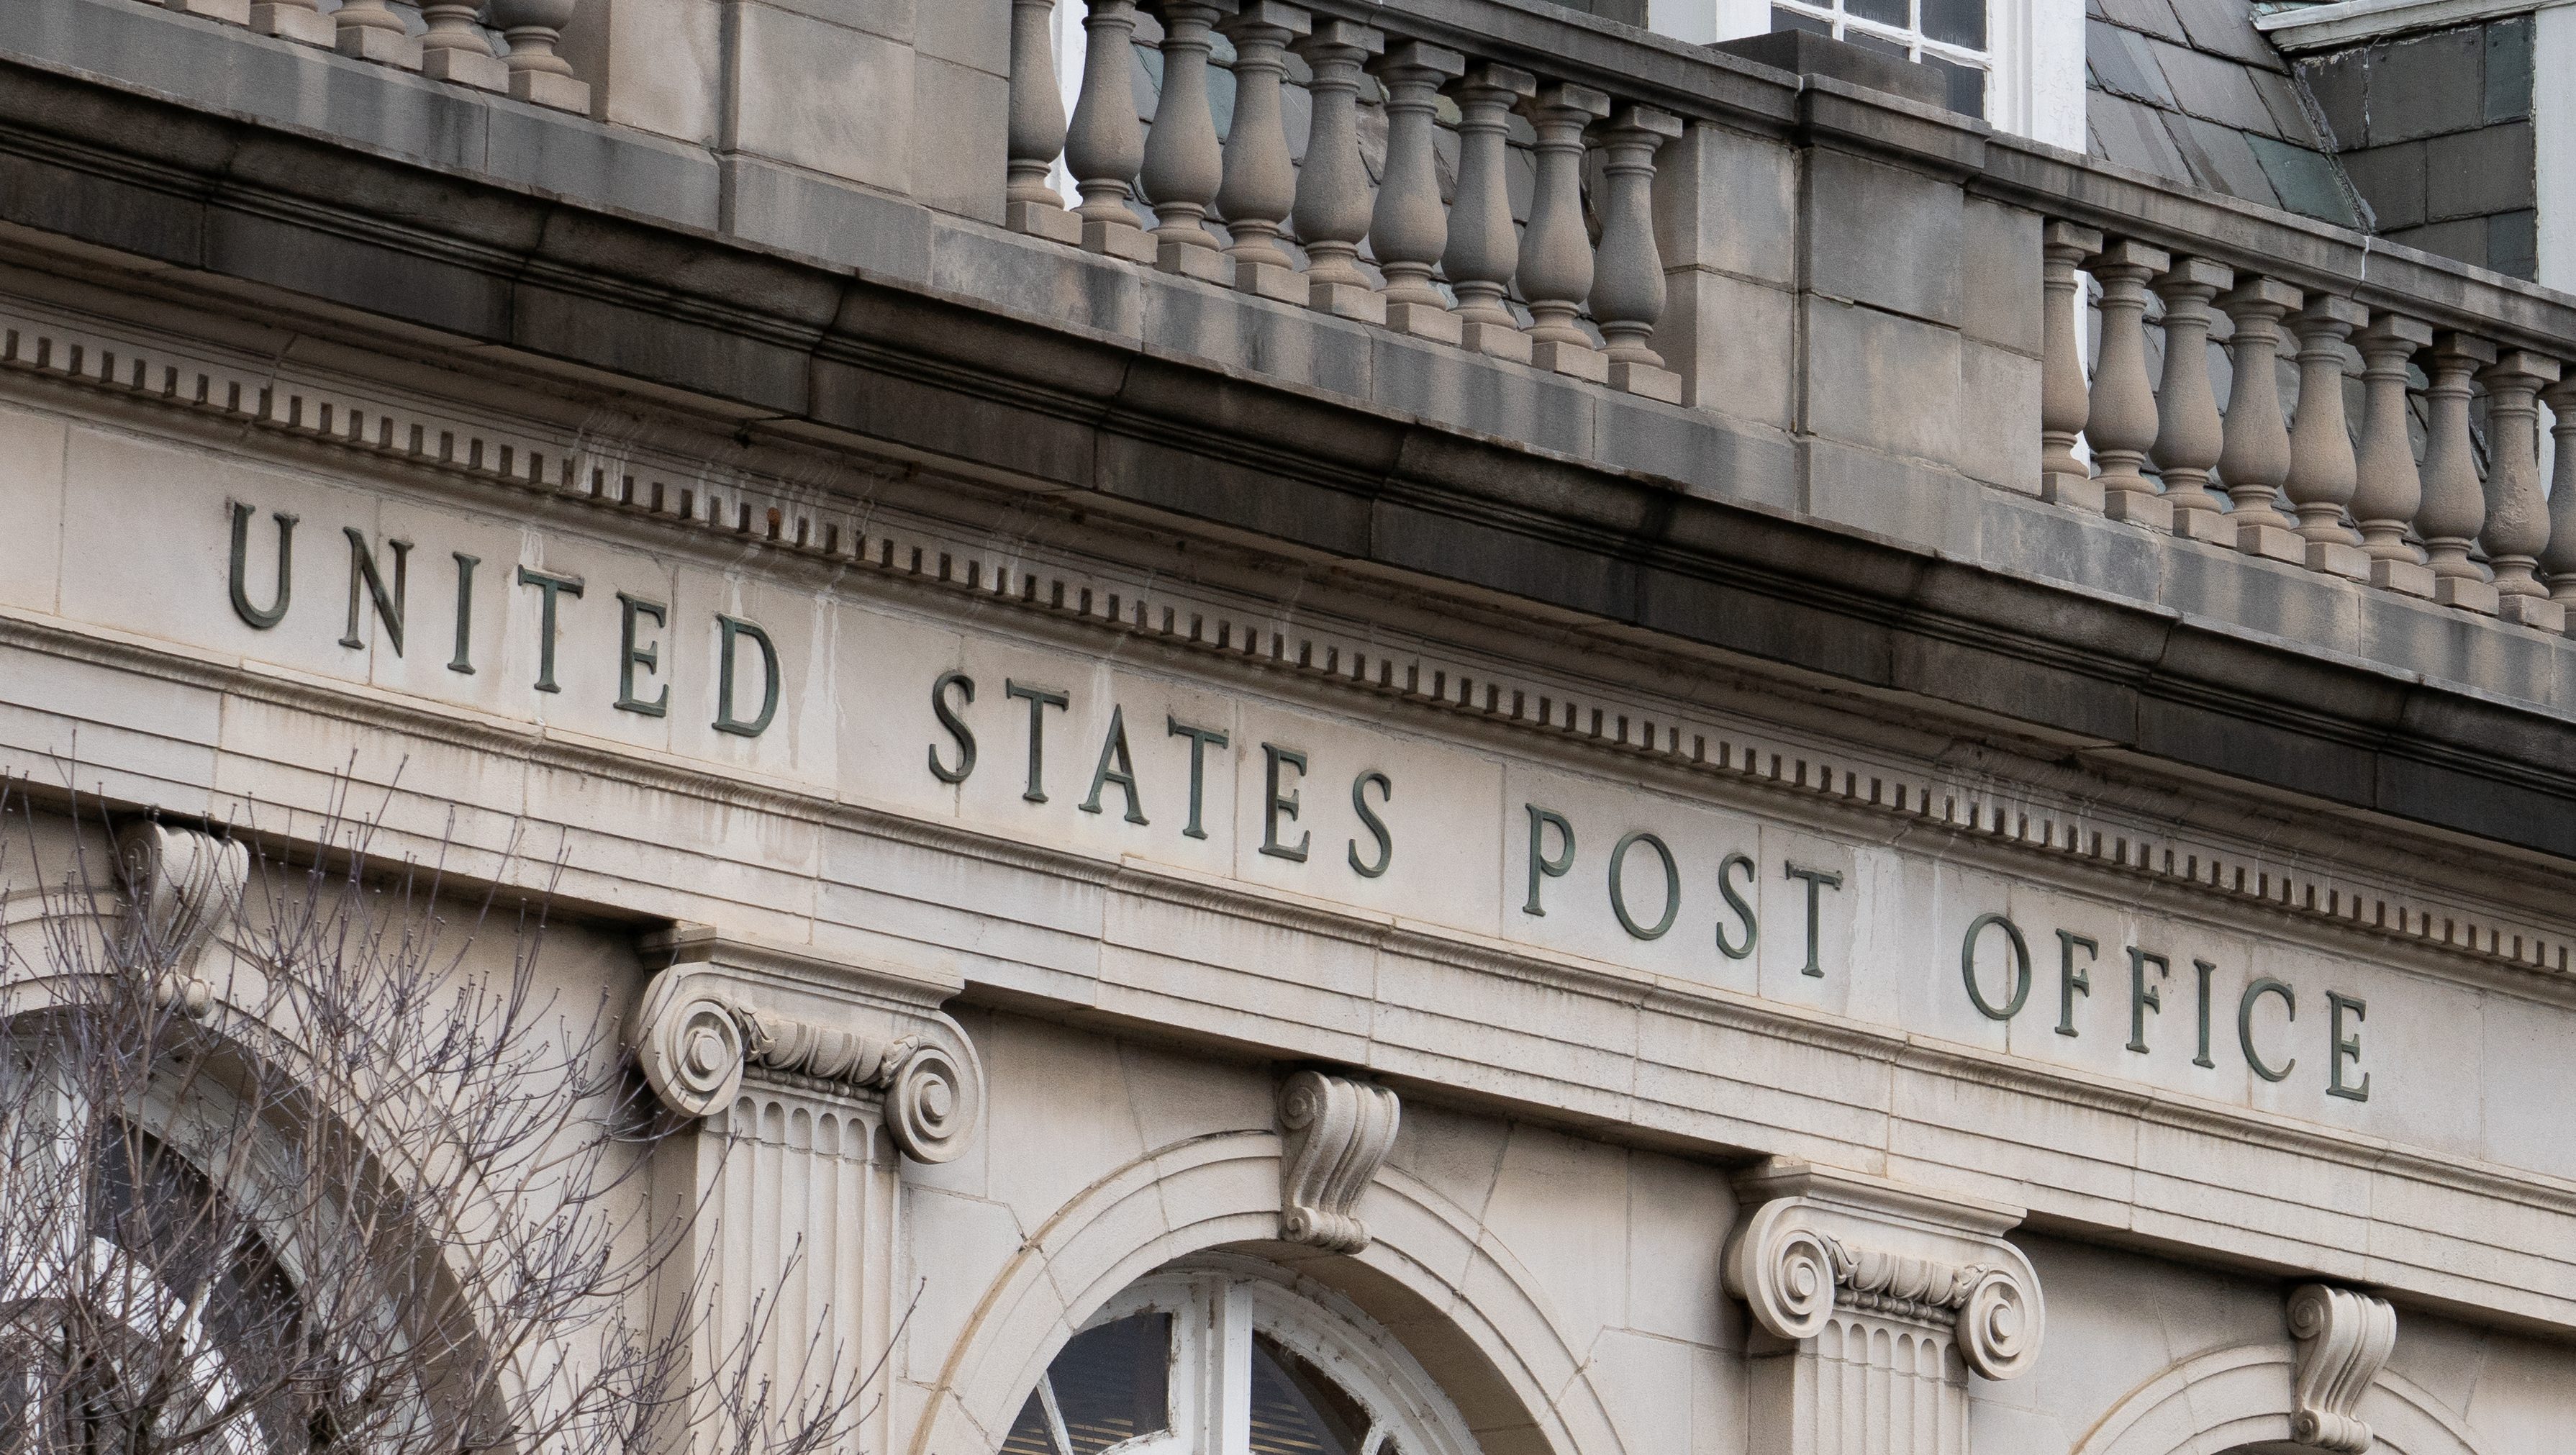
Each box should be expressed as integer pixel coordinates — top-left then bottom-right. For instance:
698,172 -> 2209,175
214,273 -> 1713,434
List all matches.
1000,1256 -> 1479,1455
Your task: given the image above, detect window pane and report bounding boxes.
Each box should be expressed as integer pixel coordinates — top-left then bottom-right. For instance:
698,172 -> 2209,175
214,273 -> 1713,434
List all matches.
1769,7 -> 1834,36
1049,1313 -> 1172,1455
1002,1392 -> 1059,1455
1922,0 -> 1985,47
1248,1333 -> 1371,1455
1923,55 -> 1987,117
1841,30 -> 1910,58
1846,0 -> 1910,32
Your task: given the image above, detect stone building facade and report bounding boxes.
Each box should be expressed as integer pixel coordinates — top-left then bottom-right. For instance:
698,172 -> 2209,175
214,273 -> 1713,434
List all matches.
3,0 -> 2576,1453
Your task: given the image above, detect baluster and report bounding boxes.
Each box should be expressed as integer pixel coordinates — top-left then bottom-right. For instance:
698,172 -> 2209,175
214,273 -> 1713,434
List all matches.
2149,258 -> 2231,540
1142,1 -> 1229,281
2039,221 -> 2105,509
1517,82 -> 1613,381
2351,313 -> 2435,597
2085,240 -> 2169,528
1066,0 -> 1156,262
1293,19 -> 1387,322
1591,103 -> 1684,403
2216,278 -> 2300,560
419,1 -> 509,91
1007,0 -> 1081,245
332,0 -> 422,67
2418,332 -> 2500,612
2477,350 -> 2563,629
1217,1 -> 1311,302
2283,296 -> 2368,579
491,0 -> 589,110
1368,42 -> 1467,344
2543,376 -> 2576,613
250,0 -> 334,45
1443,63 -> 1538,363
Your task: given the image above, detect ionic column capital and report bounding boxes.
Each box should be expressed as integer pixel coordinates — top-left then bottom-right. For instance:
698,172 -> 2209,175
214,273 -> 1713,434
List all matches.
1723,1160 -> 2044,1382
629,925 -> 981,1163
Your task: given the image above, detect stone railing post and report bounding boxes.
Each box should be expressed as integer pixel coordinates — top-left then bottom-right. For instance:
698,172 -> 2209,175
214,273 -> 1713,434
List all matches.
419,0 -> 508,91
1516,81 -> 1614,381
2419,332 -> 2500,612
1723,1161 -> 2043,1455
332,0 -> 422,67
2039,221 -> 2104,509
1293,19 -> 1388,322
1216,1 -> 1312,302
491,0 -> 590,111
1368,41 -> 1467,343
2351,312 -> 2434,597
1140,0 -> 1230,280
2477,349 -> 2563,629
1065,0 -> 1155,261
2149,258 -> 2231,540
2217,278 -> 2301,560
2542,376 -> 2576,611
2085,240 -> 2170,528
2283,296 -> 2368,579
1443,63 -> 1538,363
1590,103 -> 1684,403
1006,0 -> 1080,244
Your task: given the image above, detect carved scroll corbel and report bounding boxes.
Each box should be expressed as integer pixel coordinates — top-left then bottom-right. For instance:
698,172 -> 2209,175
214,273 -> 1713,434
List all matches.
114,821 -> 249,1018
2287,1282 -> 2396,1453
1276,1070 -> 1400,1252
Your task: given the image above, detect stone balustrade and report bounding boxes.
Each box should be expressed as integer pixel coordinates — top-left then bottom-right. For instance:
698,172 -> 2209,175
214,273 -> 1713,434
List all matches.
2041,221 -> 2576,633
1006,0 -> 1689,401
150,0 -> 590,111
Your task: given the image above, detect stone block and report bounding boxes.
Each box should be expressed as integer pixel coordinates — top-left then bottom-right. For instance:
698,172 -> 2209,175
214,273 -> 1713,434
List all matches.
2370,557 -> 2436,597
1956,338 -> 2039,491
165,0 -> 252,22
1960,199 -> 2042,355
562,0 -> 721,147
1235,260 -> 1306,304
1806,148 -> 1962,326
2237,521 -> 2303,561
422,45 -> 509,91
1660,268 -> 1793,427
510,68 -> 591,113
337,26 -> 424,69
1609,361 -> 1682,404
1083,219 -> 1156,263
1801,296 -> 1957,467
2041,472 -> 2105,512
720,155 -> 934,281
917,0 -> 1008,73
912,53 -> 1007,222
733,2 -> 912,192
1460,319 -> 1535,364
1156,240 -> 1230,283
1008,200 -> 1082,245
1384,301 -> 1462,345
2304,539 -> 2371,581
2499,594 -> 2564,632
2426,120 -> 2535,220
1369,336 -> 1591,460
1308,280 -> 1387,325
1531,340 -> 1609,383
1651,121 -> 1797,286
930,220 -> 1143,340
2435,574 -> 2500,613
251,1 -> 336,45
2171,507 -> 2231,543
2103,490 -> 2174,531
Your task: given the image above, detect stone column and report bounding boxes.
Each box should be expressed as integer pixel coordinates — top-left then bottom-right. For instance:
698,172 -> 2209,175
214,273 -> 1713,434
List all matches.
1216,1 -> 1312,302
1589,103 -> 1685,403
2541,376 -> 2576,612
2420,332 -> 2500,612
631,928 -> 984,1455
1368,40 -> 1467,343
332,0 -> 422,67
1516,81 -> 1613,381
2477,349 -> 2564,629
491,0 -> 590,111
419,0 -> 509,91
2038,221 -> 2104,509
1141,0 -> 1230,280
2085,240 -> 2171,529
2283,295 -> 2369,579
2217,277 -> 2302,560
1066,0 -> 1156,262
2149,257 -> 2231,540
1293,19 -> 1389,322
2351,312 -> 2434,597
1443,63 -> 1538,363
1007,0 -> 1082,245
1723,1161 -> 2044,1455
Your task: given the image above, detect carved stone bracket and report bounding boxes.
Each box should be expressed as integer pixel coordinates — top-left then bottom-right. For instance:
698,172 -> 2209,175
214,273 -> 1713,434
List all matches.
1276,1069 -> 1400,1252
1723,1160 -> 2044,1382
2287,1282 -> 2397,1453
628,926 -> 982,1164
114,820 -> 248,1018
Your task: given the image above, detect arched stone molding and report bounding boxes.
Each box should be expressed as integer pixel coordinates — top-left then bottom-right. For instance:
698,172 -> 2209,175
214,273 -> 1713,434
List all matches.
2071,1342 -> 2496,1455
909,1128 -> 1628,1455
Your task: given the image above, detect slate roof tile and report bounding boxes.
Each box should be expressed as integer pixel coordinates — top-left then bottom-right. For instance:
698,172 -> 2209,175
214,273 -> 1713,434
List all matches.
2088,19 -> 2178,107
2169,112 -> 2284,205
2091,91 -> 2195,178
2165,0 -> 2287,68
2094,0 -> 2191,43
2246,135 -> 2362,227
2151,36 -> 2287,135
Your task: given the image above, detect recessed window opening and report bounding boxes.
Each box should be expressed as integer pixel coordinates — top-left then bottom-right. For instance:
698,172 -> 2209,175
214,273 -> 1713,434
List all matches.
1770,0 -> 1990,116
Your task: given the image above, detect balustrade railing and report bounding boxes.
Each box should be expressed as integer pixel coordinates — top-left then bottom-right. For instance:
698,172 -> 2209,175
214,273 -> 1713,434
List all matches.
1004,0 -> 1690,402
151,0 -> 589,111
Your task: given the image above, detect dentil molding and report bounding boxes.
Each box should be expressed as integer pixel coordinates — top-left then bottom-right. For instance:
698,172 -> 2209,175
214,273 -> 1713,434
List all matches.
627,925 -> 982,1164
1723,1159 -> 2045,1382
1276,1069 -> 1401,1252
114,820 -> 248,1017
2287,1282 -> 2398,1453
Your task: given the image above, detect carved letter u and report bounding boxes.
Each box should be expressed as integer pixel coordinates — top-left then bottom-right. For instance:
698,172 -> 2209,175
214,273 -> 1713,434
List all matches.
228,502 -> 296,630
